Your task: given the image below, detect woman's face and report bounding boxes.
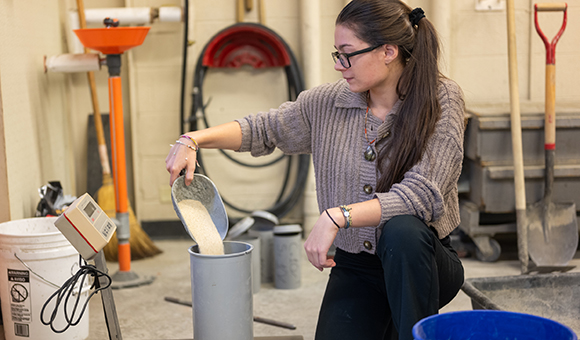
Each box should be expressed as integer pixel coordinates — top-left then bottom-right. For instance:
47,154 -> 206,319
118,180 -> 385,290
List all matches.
333,24 -> 398,93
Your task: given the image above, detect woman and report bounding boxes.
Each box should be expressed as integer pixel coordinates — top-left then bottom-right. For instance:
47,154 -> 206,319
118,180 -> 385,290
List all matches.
166,1 -> 465,339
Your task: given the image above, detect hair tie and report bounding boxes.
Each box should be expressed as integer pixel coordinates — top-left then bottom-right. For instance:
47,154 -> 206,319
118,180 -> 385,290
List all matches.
409,8 -> 425,27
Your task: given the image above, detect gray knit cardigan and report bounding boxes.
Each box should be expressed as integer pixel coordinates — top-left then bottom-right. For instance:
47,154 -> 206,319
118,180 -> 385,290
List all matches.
236,78 -> 465,254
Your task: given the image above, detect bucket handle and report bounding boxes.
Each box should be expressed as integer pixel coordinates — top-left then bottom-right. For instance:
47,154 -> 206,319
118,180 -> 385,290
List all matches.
14,253 -> 91,295
14,253 -> 61,289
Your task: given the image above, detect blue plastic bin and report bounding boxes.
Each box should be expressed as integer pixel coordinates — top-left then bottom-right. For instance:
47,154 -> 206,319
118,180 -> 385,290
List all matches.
413,310 -> 577,340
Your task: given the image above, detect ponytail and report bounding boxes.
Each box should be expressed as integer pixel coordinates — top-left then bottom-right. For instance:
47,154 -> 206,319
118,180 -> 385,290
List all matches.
375,8 -> 442,192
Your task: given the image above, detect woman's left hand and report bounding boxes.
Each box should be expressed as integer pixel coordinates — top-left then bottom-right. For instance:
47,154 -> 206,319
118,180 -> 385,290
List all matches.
304,211 -> 340,271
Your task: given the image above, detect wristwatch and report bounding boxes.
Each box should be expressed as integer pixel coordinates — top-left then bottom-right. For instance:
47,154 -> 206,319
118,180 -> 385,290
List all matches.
339,205 -> 352,229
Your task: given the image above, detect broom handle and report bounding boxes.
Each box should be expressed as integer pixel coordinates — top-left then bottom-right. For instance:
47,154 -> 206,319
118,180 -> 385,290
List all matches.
258,0 -> 265,26
76,0 -> 111,176
245,0 -> 253,11
237,0 -> 244,23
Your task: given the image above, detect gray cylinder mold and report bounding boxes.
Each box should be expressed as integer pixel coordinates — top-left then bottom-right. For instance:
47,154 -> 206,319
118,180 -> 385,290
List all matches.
247,211 -> 278,284
273,224 -> 302,289
234,234 -> 261,294
189,241 -> 253,340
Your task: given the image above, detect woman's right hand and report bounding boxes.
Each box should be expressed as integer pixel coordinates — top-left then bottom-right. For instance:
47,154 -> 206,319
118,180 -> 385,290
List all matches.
166,136 -> 198,187
304,209 -> 340,271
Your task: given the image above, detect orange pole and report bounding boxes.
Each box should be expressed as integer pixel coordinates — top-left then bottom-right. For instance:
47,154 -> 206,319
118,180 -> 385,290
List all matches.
108,75 -> 131,271
108,76 -> 129,215
118,243 -> 132,272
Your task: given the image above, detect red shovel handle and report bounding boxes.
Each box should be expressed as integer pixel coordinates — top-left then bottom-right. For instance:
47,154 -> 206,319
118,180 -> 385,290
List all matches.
534,3 -> 567,65
534,3 -> 567,150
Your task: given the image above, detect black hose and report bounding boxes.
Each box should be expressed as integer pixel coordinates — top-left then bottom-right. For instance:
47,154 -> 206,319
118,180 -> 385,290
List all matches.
179,0 -> 189,135
188,23 -> 310,218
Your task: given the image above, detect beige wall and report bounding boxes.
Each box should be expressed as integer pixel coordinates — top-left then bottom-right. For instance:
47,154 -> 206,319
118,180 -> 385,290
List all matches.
0,0 -> 578,224
0,75 -> 9,222
0,0 -> 75,221
453,1 -> 579,113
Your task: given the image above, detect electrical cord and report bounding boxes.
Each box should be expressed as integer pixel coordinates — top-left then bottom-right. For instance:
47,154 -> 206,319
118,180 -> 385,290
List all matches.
40,255 -> 112,334
188,23 -> 310,218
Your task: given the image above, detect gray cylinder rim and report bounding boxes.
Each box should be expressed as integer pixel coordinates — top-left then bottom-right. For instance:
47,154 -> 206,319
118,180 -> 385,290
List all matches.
188,240 -> 253,258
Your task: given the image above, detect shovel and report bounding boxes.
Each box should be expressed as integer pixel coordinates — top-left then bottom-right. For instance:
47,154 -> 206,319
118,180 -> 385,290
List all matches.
528,3 -> 578,268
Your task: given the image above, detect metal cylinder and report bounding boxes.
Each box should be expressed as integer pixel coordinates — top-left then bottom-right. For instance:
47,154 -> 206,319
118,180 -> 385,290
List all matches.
248,227 -> 274,283
247,211 -> 278,284
273,224 -> 302,289
189,241 -> 253,340
234,234 -> 261,294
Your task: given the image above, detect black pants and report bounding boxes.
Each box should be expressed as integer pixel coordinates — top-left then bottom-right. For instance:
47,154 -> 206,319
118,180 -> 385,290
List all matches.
314,215 -> 464,340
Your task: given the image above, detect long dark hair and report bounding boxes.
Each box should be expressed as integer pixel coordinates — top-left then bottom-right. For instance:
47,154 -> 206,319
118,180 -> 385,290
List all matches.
336,0 -> 441,192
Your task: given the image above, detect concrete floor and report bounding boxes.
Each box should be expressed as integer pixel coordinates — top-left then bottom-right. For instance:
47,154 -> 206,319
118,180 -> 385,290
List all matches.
1,236 -> 579,340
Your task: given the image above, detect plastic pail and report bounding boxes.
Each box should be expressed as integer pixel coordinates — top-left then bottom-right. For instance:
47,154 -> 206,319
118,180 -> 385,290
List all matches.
413,310 -> 577,340
0,217 -> 89,340
189,241 -> 253,340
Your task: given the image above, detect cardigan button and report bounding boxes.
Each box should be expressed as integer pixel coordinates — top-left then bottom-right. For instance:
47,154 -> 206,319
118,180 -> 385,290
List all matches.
363,185 -> 373,194
363,241 -> 373,250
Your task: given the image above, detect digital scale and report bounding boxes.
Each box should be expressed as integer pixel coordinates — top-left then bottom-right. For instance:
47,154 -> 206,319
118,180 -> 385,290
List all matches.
55,193 -> 116,261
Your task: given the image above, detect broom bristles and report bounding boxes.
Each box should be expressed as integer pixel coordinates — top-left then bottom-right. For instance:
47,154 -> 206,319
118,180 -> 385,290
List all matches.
98,174 -> 162,262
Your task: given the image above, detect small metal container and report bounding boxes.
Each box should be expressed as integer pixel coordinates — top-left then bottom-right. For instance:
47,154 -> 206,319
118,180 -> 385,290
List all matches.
273,224 -> 302,289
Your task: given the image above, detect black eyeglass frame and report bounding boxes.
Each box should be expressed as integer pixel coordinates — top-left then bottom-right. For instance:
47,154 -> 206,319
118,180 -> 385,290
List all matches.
331,44 -> 383,68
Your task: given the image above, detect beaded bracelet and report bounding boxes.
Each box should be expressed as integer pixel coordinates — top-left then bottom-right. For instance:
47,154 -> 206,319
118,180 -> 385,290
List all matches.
180,135 -> 199,151
339,205 -> 352,229
175,140 -> 198,152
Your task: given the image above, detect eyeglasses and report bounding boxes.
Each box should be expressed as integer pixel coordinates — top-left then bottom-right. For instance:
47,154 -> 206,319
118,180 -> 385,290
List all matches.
331,44 -> 383,68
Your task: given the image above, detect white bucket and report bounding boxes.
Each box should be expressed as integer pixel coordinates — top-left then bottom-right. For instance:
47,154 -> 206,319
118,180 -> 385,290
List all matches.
0,217 -> 89,340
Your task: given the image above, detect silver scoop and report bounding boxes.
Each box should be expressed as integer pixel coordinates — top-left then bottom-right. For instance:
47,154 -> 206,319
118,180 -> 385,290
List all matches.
171,174 -> 228,241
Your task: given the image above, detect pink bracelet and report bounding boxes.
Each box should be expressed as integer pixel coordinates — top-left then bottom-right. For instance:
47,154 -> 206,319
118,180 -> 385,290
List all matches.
179,135 -> 199,151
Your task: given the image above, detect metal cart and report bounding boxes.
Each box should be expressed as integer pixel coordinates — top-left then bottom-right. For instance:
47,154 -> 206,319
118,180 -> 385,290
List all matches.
458,110 -> 580,261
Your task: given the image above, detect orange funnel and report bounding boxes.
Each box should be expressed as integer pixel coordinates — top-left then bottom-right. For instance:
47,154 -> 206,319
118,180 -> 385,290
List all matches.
74,27 -> 150,55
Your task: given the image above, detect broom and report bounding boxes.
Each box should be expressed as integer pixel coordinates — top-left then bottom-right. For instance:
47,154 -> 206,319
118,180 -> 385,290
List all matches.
77,0 -> 161,261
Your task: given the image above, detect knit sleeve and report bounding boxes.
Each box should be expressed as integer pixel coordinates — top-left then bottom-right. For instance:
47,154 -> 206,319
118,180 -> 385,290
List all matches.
235,91 -> 313,157
374,79 -> 465,227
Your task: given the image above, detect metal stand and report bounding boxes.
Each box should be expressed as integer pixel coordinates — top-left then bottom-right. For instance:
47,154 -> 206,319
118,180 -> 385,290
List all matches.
94,250 -> 123,340
459,200 -> 516,262
110,270 -> 155,290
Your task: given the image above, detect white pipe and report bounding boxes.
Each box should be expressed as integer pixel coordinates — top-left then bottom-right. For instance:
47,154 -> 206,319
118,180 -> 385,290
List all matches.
159,6 -> 183,23
44,54 -> 100,73
83,7 -> 182,25
85,8 -> 153,25
300,0 -> 321,237
431,0 -> 451,76
300,0 -> 321,89
67,10 -> 84,54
